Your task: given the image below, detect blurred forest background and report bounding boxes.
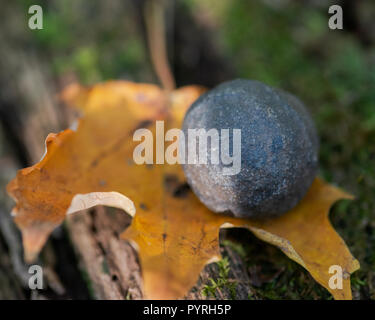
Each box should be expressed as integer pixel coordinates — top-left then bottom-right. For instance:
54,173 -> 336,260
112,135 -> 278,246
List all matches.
0,0 -> 374,299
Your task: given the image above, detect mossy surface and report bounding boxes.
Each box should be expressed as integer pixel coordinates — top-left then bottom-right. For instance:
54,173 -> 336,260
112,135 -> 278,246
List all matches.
203,0 -> 375,299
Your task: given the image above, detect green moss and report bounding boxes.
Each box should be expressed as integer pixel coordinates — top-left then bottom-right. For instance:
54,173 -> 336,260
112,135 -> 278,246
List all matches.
101,259 -> 110,275
214,0 -> 375,299
80,269 -> 95,299
202,257 -> 237,299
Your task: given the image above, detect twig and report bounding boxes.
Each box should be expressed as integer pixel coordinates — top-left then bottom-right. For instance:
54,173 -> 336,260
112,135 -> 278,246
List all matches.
144,0 -> 176,92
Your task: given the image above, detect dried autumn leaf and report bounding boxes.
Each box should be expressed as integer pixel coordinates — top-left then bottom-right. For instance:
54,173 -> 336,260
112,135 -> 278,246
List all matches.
7,81 -> 359,300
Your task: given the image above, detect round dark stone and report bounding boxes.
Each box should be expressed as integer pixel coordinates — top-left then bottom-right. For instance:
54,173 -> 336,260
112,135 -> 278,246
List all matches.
181,79 -> 319,219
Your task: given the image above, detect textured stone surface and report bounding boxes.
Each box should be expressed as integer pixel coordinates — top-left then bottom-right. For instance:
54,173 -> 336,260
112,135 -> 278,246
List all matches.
182,79 -> 319,218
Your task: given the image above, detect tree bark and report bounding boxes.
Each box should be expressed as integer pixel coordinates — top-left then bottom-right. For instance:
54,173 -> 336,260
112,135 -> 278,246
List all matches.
65,206 -> 254,299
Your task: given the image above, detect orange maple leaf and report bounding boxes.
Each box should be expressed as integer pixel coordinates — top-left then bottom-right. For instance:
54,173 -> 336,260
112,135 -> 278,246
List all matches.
7,81 -> 359,300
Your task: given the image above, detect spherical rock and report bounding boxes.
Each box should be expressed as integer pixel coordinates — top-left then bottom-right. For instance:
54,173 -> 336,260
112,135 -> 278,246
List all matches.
181,79 -> 319,219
